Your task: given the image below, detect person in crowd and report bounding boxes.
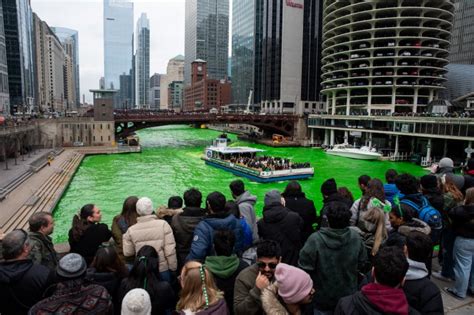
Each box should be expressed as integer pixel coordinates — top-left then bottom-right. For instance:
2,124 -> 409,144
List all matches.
205,230 -> 249,314
384,169 -> 400,206
28,211 -> 58,270
318,178 -> 353,228
338,187 -> 354,204
435,157 -> 465,191
334,247 -> 420,315
444,187 -> 474,299
121,288 -> 152,315
112,196 -> 139,263
234,240 -> 282,315
68,203 -> 112,264
187,191 -> 243,261
118,246 -> 176,314
0,229 -> 54,314
176,261 -> 228,314
29,253 -> 113,314
433,176 -> 464,282
463,158 -> 474,192
352,205 -> 388,259
403,231 -> 444,314
257,190 -> 303,266
282,180 -> 317,243
388,204 -> 431,239
156,196 -> 183,225
225,201 -> 253,250
86,246 -> 129,306
230,180 -> 258,242
171,188 -> 207,270
358,174 -> 371,196
420,175 -> 444,213
350,178 -> 391,230
261,263 -> 314,315
299,202 -> 368,313
123,197 -> 177,282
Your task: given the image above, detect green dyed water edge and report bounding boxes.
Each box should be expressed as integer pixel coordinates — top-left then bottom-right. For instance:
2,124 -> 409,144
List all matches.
52,125 -> 427,243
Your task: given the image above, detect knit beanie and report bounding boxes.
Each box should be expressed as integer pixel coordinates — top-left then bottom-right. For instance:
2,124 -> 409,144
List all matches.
57,253 -> 87,279
275,263 -> 313,304
121,288 -> 151,315
321,178 -> 337,196
439,157 -> 454,169
420,174 -> 438,190
136,197 -> 154,216
264,190 -> 282,207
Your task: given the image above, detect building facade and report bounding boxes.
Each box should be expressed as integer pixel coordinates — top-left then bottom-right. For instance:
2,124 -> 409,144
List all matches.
0,4 -> 9,114
134,13 -> 150,108
231,0 -> 255,105
103,0 -> 133,91
149,73 -> 161,110
118,72 -> 132,109
51,27 -> 80,106
160,55 -> 184,109
449,0 -> 474,64
184,0 -> 229,84
168,80 -> 183,111
445,63 -> 474,100
2,0 -> 35,114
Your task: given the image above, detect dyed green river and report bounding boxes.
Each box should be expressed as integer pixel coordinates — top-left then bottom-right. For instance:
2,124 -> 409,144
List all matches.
52,125 -> 427,243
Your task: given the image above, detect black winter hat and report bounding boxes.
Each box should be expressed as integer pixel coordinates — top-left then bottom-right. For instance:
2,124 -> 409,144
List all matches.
420,174 -> 438,190
321,178 -> 337,196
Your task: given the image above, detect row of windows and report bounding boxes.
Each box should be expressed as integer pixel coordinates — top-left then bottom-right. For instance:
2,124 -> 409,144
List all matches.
63,135 -> 111,142
63,123 -> 111,130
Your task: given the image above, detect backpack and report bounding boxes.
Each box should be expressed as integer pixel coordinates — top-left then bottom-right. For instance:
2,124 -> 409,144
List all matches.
400,196 -> 442,229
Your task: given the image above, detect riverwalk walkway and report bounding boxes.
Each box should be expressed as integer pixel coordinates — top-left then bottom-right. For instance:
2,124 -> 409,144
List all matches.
0,145 -> 472,313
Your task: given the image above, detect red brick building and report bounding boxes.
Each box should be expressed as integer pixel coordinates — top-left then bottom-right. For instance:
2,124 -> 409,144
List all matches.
184,60 -> 231,111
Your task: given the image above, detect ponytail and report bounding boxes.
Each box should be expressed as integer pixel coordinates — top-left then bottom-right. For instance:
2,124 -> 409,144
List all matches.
70,204 -> 95,241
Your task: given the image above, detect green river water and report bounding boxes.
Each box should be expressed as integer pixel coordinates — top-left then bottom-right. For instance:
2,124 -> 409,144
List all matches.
52,125 -> 427,243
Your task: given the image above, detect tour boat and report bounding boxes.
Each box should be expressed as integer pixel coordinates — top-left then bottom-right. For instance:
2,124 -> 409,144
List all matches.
202,137 -> 314,183
325,144 -> 382,160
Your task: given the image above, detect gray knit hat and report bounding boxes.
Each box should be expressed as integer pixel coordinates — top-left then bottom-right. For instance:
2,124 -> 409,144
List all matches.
264,190 -> 282,207
57,253 -> 87,279
121,288 -> 151,315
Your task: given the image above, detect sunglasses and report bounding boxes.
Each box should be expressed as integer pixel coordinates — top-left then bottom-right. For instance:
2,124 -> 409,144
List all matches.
257,261 -> 278,269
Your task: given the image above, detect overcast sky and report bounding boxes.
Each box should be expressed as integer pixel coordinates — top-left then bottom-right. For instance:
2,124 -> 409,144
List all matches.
31,0 -> 188,103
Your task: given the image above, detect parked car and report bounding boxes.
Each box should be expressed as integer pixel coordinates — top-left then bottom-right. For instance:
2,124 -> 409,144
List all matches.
374,80 -> 382,85
385,71 -> 394,75
359,63 -> 368,68
385,81 -> 392,85
423,52 -> 433,57
400,61 -> 408,65
410,70 -> 418,75
395,99 -> 408,104
401,51 -> 411,56
433,44 -> 439,48
387,42 -> 395,47
374,71 -> 382,76
401,81 -> 409,85
401,71 -> 408,75
376,53 -> 384,57
351,54 -> 360,58
386,62 -> 394,66
387,52 -> 395,56
359,43 -> 367,48
414,42 -> 422,47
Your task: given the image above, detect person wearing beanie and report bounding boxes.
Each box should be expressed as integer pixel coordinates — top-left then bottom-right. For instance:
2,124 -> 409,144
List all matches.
261,263 -> 314,315
319,178 -> 353,228
420,175 -> 444,213
121,288 -> 151,315
123,197 -> 177,282
257,190 -> 303,266
435,157 -> 465,191
29,253 -> 113,314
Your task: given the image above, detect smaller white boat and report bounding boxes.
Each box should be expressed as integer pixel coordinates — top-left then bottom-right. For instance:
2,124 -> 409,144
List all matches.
325,144 -> 382,160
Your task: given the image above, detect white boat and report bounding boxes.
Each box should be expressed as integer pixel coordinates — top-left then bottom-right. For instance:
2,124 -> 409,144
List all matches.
325,144 -> 382,160
202,137 -> 314,183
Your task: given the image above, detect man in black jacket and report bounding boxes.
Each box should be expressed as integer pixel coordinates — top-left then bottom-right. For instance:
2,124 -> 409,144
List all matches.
0,229 -> 55,315
420,175 -> 444,213
318,178 -> 353,228
257,190 -> 303,266
404,231 -> 443,314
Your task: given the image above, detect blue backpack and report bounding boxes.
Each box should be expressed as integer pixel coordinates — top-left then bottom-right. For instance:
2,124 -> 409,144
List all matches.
400,196 -> 442,228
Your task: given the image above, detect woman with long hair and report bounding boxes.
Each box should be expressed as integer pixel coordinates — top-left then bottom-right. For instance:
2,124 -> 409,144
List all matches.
68,204 -> 112,264
176,261 -> 228,314
118,245 -> 175,315
111,196 -> 139,262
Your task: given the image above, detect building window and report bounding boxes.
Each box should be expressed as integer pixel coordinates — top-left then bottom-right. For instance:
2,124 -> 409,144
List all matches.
107,124 -> 110,129
101,136 -> 103,141
70,136 -> 72,141
93,136 -> 96,141
102,103 -> 106,107
65,124 -> 68,128
93,125 -> 95,130
100,124 -> 103,129
108,136 -> 111,141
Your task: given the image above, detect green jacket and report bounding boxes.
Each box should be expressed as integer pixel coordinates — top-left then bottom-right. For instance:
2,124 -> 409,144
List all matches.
28,231 -> 58,270
233,263 -> 264,315
298,227 -> 368,311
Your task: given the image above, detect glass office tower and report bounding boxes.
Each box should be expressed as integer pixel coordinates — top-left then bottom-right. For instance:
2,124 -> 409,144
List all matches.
449,0 -> 474,64
134,13 -> 150,108
184,0 -> 229,85
103,0 -> 133,91
0,4 -> 9,114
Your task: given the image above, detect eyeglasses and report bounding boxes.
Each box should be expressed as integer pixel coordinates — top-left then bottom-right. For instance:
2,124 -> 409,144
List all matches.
257,261 -> 278,269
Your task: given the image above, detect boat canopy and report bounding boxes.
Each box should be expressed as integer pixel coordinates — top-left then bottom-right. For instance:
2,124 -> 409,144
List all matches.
208,146 -> 264,154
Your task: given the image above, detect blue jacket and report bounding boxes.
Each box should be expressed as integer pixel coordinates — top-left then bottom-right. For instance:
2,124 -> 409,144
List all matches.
187,214 -> 244,261
384,183 -> 400,206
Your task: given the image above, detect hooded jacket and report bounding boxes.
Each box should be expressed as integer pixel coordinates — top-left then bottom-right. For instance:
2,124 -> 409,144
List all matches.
335,283 -> 420,315
171,206 -> 206,269
283,191 -> 318,243
156,206 -> 184,225
384,183 -> 400,206
318,193 -> 353,228
257,203 -> 303,266
449,204 -> 474,238
205,255 -> 249,315
28,231 -> 58,270
403,258 -> 443,314
235,191 -> 259,242
298,227 -> 368,311
0,259 -> 54,315
187,213 -> 244,261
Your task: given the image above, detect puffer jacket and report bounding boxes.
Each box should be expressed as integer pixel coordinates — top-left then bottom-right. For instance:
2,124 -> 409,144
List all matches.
261,283 -> 288,315
123,214 -> 177,272
235,191 -> 258,242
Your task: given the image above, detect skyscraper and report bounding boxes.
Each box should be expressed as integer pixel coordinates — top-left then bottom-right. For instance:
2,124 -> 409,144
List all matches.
184,0 -> 229,85
149,73 -> 161,109
51,27 -> 80,107
231,0 -> 255,105
2,0 -> 35,114
103,0 -> 133,91
0,4 -> 9,114
160,55 -> 184,109
449,0 -> 474,64
134,13 -> 150,108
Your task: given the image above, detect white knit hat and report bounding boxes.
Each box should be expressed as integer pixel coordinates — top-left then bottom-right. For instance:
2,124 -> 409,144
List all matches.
121,288 -> 151,315
136,197 -> 154,216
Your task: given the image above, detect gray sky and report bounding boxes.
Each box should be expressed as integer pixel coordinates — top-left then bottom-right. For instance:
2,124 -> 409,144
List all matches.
31,0 -> 187,103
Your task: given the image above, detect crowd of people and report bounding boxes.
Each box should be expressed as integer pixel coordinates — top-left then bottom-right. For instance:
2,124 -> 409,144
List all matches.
0,157 -> 473,315
227,155 -> 311,171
